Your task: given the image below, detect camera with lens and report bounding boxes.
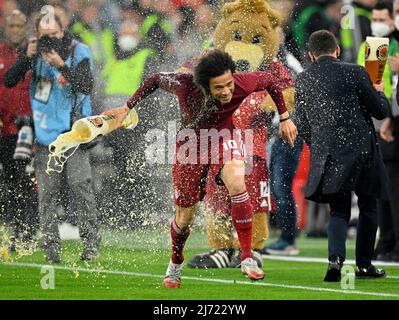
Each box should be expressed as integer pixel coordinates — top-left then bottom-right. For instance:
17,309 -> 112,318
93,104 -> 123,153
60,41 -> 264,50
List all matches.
37,35 -> 59,53
14,115 -> 34,162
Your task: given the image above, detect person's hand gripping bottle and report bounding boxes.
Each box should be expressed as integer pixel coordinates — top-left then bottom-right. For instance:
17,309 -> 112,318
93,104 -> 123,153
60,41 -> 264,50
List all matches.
46,108 -> 139,173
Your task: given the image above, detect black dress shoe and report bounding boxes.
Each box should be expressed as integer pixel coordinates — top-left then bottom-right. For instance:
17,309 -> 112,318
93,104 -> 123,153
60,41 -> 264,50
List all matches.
324,256 -> 343,282
355,265 -> 386,279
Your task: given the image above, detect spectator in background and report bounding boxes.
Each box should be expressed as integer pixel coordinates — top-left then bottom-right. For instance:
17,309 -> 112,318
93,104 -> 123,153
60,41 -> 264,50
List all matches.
69,0 -> 114,114
14,0 -> 45,16
52,2 -> 72,30
119,0 -> 145,26
0,0 -> 19,40
4,13 -> 101,263
69,0 -> 108,65
100,18 -> 164,227
373,0 -> 399,262
375,79 -> 399,262
0,10 -> 38,250
174,2 -> 216,62
287,0 -> 343,64
261,1 -> 304,255
101,19 -> 156,108
138,0 -> 176,66
356,3 -> 398,252
340,0 -> 376,63
357,0 -> 397,99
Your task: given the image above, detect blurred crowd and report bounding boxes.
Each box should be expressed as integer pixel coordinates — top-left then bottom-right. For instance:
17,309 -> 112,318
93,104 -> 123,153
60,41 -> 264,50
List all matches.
0,0 -> 398,261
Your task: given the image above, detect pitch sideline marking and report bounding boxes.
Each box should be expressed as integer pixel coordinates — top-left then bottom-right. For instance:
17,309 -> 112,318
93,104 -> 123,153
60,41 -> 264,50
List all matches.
261,255 -> 399,279
1,261 -> 399,298
262,255 -> 399,266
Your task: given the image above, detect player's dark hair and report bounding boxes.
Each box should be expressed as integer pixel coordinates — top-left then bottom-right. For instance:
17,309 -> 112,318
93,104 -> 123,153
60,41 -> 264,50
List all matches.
307,30 -> 338,57
193,50 -> 236,92
373,0 -> 393,17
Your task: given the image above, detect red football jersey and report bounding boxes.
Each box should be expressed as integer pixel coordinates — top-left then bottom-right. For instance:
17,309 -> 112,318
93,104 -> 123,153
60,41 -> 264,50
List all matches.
126,71 -> 287,131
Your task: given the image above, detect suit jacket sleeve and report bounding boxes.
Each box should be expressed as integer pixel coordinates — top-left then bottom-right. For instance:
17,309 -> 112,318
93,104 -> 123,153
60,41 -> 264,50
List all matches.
293,74 -> 311,146
357,66 -> 391,120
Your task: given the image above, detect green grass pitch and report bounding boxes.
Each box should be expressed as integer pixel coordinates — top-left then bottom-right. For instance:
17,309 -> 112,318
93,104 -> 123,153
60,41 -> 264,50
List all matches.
1,227 -> 398,300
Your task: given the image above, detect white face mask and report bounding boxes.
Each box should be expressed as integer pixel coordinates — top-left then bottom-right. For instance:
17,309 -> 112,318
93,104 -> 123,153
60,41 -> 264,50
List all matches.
118,35 -> 138,51
395,15 -> 399,31
371,22 -> 391,37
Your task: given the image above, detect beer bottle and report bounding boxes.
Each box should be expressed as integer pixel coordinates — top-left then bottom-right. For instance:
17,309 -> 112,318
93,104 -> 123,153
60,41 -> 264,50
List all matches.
49,108 -> 139,154
365,36 -> 389,84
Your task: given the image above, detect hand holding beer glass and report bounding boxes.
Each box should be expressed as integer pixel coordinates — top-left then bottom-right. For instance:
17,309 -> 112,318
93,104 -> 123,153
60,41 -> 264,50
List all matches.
365,36 -> 389,85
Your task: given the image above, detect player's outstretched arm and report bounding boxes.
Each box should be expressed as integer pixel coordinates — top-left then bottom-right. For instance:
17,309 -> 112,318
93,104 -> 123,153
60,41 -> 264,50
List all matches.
101,72 -> 188,130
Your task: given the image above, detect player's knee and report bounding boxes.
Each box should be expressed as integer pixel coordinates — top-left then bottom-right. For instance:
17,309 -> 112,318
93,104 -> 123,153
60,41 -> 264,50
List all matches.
227,181 -> 246,196
175,204 -> 198,230
222,166 -> 246,195
221,162 -> 246,195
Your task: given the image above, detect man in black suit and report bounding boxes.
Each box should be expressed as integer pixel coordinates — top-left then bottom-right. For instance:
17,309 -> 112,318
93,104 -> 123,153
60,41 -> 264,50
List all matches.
295,30 -> 391,282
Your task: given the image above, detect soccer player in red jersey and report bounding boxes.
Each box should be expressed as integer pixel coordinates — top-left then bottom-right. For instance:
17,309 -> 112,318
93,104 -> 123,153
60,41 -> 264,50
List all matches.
201,91 -> 273,267
184,55 -> 295,269
103,50 -> 297,288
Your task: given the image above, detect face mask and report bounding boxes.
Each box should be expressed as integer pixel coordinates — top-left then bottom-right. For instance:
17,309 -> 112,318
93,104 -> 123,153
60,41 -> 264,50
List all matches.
395,15 -> 399,31
371,22 -> 391,37
118,35 -> 138,51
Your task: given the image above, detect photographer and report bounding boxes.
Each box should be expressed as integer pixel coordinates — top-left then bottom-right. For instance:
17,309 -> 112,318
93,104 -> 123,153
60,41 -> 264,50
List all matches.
4,12 -> 101,263
0,10 -> 38,250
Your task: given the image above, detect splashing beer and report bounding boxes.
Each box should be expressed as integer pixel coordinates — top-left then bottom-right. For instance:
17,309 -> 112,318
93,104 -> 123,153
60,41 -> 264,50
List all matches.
365,36 -> 389,84
46,108 -> 139,174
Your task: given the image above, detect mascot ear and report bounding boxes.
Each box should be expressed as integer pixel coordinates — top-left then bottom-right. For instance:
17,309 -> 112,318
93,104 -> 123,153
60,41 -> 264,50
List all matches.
242,0 -> 267,13
221,1 -> 241,18
267,6 -> 281,28
240,0 -> 281,28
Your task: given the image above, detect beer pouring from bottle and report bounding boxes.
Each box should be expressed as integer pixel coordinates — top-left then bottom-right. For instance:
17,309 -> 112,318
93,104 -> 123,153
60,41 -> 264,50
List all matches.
46,108 -> 139,174
365,36 -> 389,84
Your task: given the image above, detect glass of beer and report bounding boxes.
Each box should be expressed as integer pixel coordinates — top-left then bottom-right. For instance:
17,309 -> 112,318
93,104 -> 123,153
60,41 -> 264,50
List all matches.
365,36 -> 389,84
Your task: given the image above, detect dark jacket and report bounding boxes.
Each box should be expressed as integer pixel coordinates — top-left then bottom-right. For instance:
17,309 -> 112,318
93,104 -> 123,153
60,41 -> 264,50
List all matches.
377,77 -> 399,162
295,56 -> 391,202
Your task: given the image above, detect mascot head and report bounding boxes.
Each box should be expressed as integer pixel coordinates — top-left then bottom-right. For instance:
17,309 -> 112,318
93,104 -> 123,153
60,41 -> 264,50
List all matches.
213,0 -> 281,71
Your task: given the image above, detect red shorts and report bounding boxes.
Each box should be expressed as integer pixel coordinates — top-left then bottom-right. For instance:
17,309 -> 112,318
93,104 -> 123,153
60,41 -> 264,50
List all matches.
203,157 -> 271,216
172,129 -> 246,207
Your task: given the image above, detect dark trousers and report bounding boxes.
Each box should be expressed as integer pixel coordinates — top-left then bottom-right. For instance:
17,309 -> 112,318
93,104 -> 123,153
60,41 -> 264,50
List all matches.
375,161 -> 399,254
0,135 -> 38,240
328,192 -> 378,268
270,136 -> 303,244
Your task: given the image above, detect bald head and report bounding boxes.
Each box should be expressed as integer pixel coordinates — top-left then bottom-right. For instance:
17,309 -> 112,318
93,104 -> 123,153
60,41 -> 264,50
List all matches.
5,9 -> 26,25
5,10 -> 27,48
